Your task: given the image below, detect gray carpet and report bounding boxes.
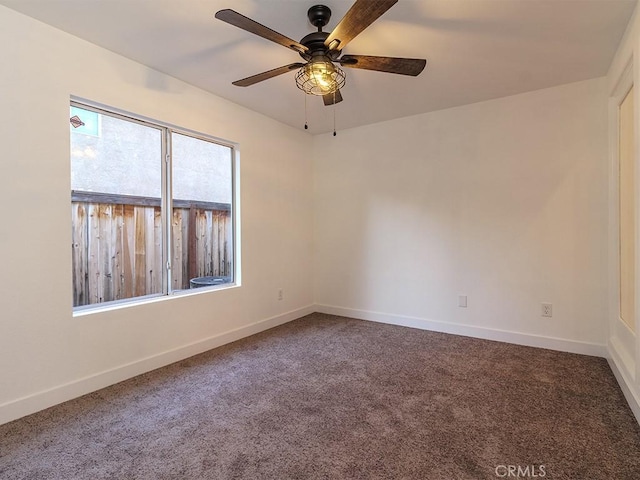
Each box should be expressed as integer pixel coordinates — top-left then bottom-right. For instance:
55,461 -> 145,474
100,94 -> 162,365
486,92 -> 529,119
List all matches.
1,313 -> 640,479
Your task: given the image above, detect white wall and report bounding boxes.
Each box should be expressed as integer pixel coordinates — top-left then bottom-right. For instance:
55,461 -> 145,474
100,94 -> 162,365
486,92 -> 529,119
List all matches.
0,6 -> 314,424
314,78 -> 609,355
606,3 -> 640,423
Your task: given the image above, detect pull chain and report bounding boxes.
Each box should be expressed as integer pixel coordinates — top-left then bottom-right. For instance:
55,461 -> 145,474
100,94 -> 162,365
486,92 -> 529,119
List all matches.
333,91 -> 337,136
304,94 -> 308,130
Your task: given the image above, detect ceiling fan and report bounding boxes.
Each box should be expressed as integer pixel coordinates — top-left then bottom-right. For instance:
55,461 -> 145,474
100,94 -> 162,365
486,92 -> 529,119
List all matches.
215,0 -> 427,106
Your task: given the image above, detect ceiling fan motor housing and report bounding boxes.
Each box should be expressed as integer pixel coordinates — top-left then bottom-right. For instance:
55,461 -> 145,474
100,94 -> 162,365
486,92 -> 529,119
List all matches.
299,31 -> 339,61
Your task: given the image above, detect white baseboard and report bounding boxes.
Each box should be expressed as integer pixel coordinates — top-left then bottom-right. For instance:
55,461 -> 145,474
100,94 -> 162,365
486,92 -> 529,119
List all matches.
315,304 -> 608,357
0,305 -> 314,426
607,347 -> 640,425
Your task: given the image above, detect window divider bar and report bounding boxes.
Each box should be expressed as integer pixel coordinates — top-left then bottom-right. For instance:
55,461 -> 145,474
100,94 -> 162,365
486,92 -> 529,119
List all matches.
163,128 -> 172,296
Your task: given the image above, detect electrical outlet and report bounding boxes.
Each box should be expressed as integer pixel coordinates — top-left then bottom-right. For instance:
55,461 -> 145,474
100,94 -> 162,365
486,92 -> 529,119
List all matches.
278,288 -> 284,301
458,295 -> 468,308
542,303 -> 552,317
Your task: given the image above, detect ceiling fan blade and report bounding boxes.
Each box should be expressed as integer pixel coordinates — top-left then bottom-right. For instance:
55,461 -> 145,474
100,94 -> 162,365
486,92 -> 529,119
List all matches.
324,0 -> 398,51
215,9 -> 308,54
323,89 -> 343,106
232,63 -> 305,87
339,55 -> 426,76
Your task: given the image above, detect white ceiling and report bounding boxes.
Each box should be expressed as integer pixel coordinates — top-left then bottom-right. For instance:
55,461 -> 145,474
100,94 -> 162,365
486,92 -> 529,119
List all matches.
1,0 -> 636,134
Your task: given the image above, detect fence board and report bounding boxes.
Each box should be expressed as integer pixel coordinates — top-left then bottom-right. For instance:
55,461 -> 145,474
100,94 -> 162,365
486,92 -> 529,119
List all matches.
205,210 -> 213,276
181,209 -> 190,289
112,204 -> 124,301
88,204 -> 100,304
72,190 -> 230,211
217,211 -> 226,275
101,205 -> 114,302
134,207 -> 146,297
122,204 -> 135,299
188,206 -> 197,281
153,207 -> 162,293
196,210 -> 205,278
172,209 -> 183,290
212,212 -> 219,276
71,203 -> 88,306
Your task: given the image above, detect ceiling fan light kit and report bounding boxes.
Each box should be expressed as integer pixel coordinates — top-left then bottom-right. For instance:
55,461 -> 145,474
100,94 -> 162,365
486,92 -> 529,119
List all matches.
295,55 -> 346,96
215,0 -> 426,133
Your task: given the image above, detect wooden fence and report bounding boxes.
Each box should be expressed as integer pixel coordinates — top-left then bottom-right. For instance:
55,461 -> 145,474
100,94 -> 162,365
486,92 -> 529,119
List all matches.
71,191 -> 232,307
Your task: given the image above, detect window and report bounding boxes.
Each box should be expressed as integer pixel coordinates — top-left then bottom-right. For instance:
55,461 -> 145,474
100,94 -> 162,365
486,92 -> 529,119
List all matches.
70,102 -> 237,309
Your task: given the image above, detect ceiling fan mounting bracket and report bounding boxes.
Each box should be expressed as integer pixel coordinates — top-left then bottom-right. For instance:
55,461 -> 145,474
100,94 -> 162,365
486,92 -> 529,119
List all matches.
307,5 -> 332,30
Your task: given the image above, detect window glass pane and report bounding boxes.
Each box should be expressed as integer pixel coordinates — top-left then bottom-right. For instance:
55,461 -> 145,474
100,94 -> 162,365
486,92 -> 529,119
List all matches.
71,107 -> 161,197
71,106 -> 163,307
171,133 -> 233,291
172,133 -> 232,204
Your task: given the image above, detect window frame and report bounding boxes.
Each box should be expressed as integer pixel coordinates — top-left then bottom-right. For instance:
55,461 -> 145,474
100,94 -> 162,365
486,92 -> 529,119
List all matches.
70,99 -> 240,313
